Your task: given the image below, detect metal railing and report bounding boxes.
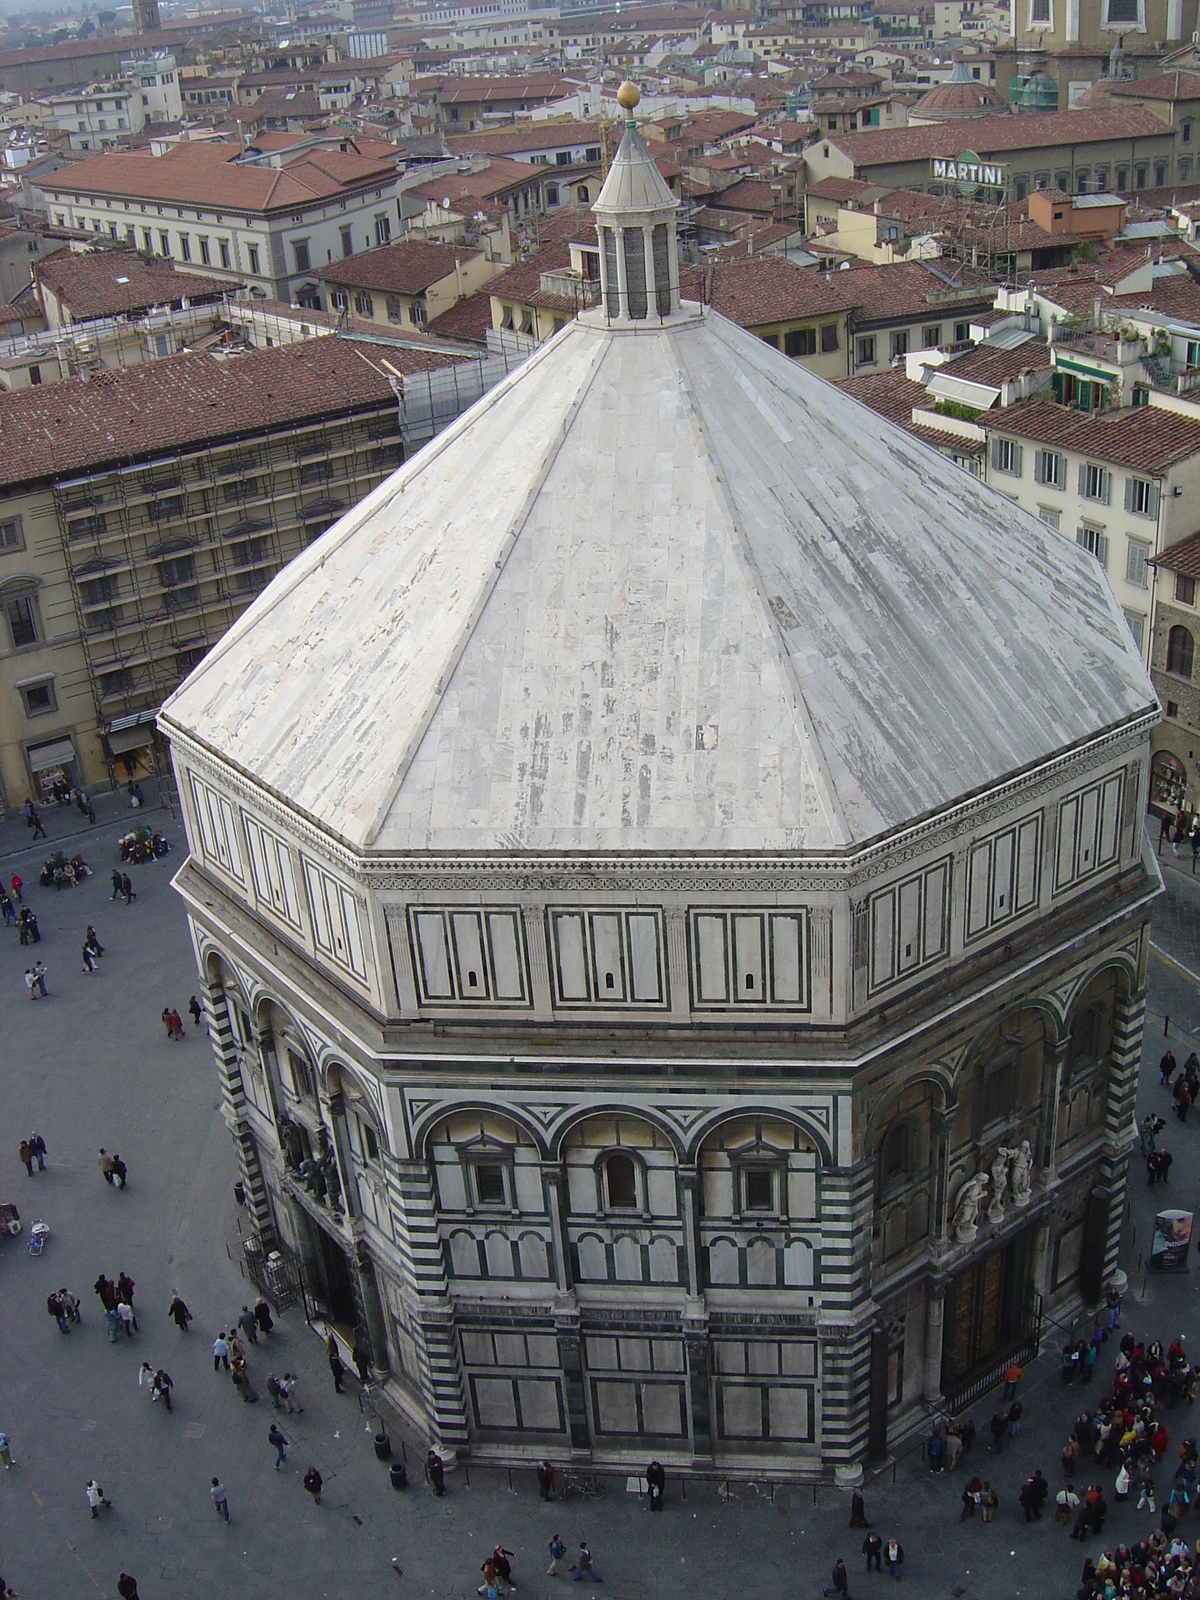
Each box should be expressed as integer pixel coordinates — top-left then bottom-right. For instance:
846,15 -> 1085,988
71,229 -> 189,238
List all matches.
940,1288 -> 1043,1414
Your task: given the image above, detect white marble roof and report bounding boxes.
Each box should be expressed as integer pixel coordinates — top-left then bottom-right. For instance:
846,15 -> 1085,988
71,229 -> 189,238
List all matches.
161,304 -> 1156,856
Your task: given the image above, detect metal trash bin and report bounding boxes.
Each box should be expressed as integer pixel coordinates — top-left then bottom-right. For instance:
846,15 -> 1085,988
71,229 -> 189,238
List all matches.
389,1460 -> 408,1491
374,1431 -> 392,1462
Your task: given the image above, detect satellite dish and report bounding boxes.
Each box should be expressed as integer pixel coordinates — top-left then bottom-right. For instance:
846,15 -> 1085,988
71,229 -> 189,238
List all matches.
442,196 -> 451,208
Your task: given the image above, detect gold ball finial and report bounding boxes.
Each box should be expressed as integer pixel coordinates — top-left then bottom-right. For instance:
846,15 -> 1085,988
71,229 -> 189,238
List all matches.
617,80 -> 640,112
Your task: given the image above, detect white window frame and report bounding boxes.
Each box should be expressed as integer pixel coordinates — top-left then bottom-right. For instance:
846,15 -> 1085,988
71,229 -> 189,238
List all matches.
1080,462 -> 1111,504
1125,538 -> 1149,589
1122,609 -> 1146,654
1076,523 -> 1109,567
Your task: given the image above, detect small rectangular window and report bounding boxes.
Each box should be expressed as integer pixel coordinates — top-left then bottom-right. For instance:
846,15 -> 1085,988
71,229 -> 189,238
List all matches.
785,326 -> 816,357
1125,476 -> 1158,518
19,679 -> 55,716
856,335 -> 876,365
5,594 -> 37,647
198,236 -> 210,265
1035,448 -> 1066,488
248,244 -> 260,275
0,516 -> 24,550
178,233 -> 190,262
820,322 -> 839,353
1123,609 -> 1146,653
1080,462 -> 1110,503
374,214 -> 391,247
475,1163 -> 505,1205
890,329 -> 908,360
1125,540 -> 1149,588
1076,524 -> 1109,566
991,437 -> 1022,476
1176,573 -> 1197,606
218,238 -> 231,269
292,238 -> 310,273
745,1169 -> 774,1211
921,323 -> 940,348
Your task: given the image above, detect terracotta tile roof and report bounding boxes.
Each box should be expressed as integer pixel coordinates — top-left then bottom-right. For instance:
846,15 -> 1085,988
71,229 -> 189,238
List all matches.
1110,273 -> 1200,324
39,142 -> 397,215
1153,529 -> 1200,575
945,336 -> 1052,385
244,90 -> 324,125
709,177 -> 782,213
486,240 -> 573,302
0,336 -> 432,489
426,291 -> 493,343
984,397 -> 1200,473
706,254 -> 859,325
527,209 -> 597,246
437,76 -> 576,105
445,121 -> 601,157
320,238 -> 482,295
1109,70 -> 1200,102
804,175 -> 879,201
837,363 -> 930,431
838,259 -> 995,323
35,248 -> 229,321
405,157 -> 541,204
829,108 -> 1172,168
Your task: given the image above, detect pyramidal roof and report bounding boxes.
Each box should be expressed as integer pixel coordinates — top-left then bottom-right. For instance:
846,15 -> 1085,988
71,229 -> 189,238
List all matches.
161,302 -> 1155,857
593,117 -> 677,216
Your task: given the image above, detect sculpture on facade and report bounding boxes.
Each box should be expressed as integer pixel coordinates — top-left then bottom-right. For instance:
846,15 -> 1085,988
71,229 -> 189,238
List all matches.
953,1171 -> 989,1242
279,1118 -> 303,1172
987,1147 -> 1011,1223
1009,1139 -> 1033,1207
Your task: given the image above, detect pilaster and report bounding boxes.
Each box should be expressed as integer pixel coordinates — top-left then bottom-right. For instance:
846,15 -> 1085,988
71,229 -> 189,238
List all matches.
204,977 -> 276,1246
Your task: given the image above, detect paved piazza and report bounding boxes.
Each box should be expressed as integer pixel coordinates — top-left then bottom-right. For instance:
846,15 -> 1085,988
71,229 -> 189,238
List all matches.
2,795 -> 1199,1600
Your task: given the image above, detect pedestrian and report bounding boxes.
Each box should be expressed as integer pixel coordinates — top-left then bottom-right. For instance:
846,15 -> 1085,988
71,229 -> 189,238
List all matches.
303,1466 -> 322,1506
927,1426 -> 943,1473
961,1476 -> 982,1520
32,960 -> 46,996
823,1556 -> 849,1597
960,1415 -> 976,1454
162,1008 -> 173,1040
28,1133 -> 45,1172
863,1531 -> 883,1572
116,1271 -> 134,1306
427,1449 -> 445,1496
990,1409 -> 1007,1453
18,1141 -> 32,1177
169,1008 -> 184,1039
1174,815 -> 1185,856
944,1424 -> 962,1471
491,1546 -> 514,1589
82,942 -> 98,975
1056,1483 -> 1081,1524
253,1297 -> 274,1336
980,1482 -> 998,1523
850,1487 -> 869,1527
121,873 -> 135,904
237,1305 -> 258,1345
1158,1148 -> 1174,1185
478,1557 -> 501,1597
885,1538 -> 903,1580
329,1348 -> 345,1394
1159,812 -> 1173,854
1138,1463 -> 1157,1513
85,1479 -> 111,1518
269,1423 -> 288,1468
117,1576 -> 140,1600
213,1332 -> 230,1371
573,1541 -> 601,1584
110,1153 -> 126,1189
47,1290 -> 69,1333
210,1477 -> 230,1522
23,969 -> 36,1002
111,870 -> 123,901
1003,1363 -> 1023,1402
84,925 -> 103,958
1020,1476 -> 1039,1522
1116,1459 -> 1132,1503
352,1336 -> 371,1385
116,1300 -> 136,1338
153,1370 -> 173,1411
10,873 -> 21,903
168,1293 -> 192,1331
278,1372 -> 300,1413
537,1460 -> 555,1501
646,1457 -> 665,1511
0,1431 -> 13,1469
189,995 -> 203,1026
547,1533 -> 567,1577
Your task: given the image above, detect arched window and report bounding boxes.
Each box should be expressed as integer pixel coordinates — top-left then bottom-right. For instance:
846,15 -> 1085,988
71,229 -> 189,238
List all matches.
605,1153 -> 637,1210
1167,625 -> 1194,678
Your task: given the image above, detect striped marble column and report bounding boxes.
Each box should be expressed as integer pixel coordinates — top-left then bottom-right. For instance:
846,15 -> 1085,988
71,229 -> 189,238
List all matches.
1098,984 -> 1147,1287
817,1156 -> 876,1478
202,976 -> 276,1247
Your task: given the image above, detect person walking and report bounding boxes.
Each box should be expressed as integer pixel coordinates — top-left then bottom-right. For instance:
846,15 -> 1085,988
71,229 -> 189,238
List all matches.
572,1541 -> 601,1584
1056,1484 -> 1081,1524
213,1332 -> 230,1372
237,1305 -> 258,1345
850,1488 -> 870,1527
117,1575 -> 140,1600
277,1373 -> 300,1414
18,1141 -> 32,1177
32,960 -> 46,997
329,1347 -> 346,1395
84,926 -> 103,959
152,1371 -> 173,1412
116,1300 -> 136,1339
188,995 -> 203,1026
85,1479 -> 111,1518
989,1409 -> 1007,1453
210,1477 -> 230,1523
490,1546 -> 514,1590
863,1532 -> 883,1572
646,1457 -> 665,1511
269,1423 -> 288,1470
822,1557 -> 850,1597
303,1466 -> 323,1506
253,1298 -> 273,1337
352,1337 -> 371,1385
168,1293 -> 192,1332
121,873 -> 135,904
82,940 -> 97,975
980,1483 -> 998,1522
426,1449 -> 445,1496
547,1534 -> 567,1577
27,1132 -> 45,1173
1138,1463 -> 1157,1513
1003,1363 -> 1023,1402
537,1461 -> 555,1502
0,1431 -> 13,1470
961,1477 -> 982,1520
885,1538 -> 903,1581
10,873 -> 21,904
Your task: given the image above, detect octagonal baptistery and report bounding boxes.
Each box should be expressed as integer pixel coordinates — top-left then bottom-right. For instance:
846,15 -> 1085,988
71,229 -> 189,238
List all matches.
161,93 -> 1160,1482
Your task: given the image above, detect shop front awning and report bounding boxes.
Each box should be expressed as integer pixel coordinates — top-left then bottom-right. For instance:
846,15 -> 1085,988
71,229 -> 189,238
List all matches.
26,737 -> 76,772
107,723 -> 156,755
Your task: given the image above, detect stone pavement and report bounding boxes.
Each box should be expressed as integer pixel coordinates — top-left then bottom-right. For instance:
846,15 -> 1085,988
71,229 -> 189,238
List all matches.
1,801 -> 1200,1600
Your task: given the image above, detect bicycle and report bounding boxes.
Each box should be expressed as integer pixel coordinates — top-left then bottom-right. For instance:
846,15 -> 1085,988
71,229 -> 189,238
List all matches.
563,1471 -> 606,1501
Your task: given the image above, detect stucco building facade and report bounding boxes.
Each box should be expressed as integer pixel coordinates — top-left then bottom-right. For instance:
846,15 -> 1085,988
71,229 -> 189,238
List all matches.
161,90 -> 1160,1480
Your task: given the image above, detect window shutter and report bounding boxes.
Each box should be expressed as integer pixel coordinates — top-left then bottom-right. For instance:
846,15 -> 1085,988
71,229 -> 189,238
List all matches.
1076,526 -> 1088,549
1148,483 -> 1160,518
990,436 -> 1002,471
1013,443 -> 1023,476
1124,476 -> 1135,513
1034,451 -> 1045,485
1097,533 -> 1109,567
1078,462 -> 1088,496
1100,469 -> 1111,505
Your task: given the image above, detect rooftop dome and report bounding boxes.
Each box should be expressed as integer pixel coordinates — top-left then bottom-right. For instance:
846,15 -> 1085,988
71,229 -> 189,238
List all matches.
911,60 -> 1005,121
161,104 -> 1154,859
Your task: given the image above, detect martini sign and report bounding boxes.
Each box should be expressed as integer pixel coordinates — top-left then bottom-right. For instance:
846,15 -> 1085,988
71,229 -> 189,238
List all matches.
931,151 -> 1008,196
